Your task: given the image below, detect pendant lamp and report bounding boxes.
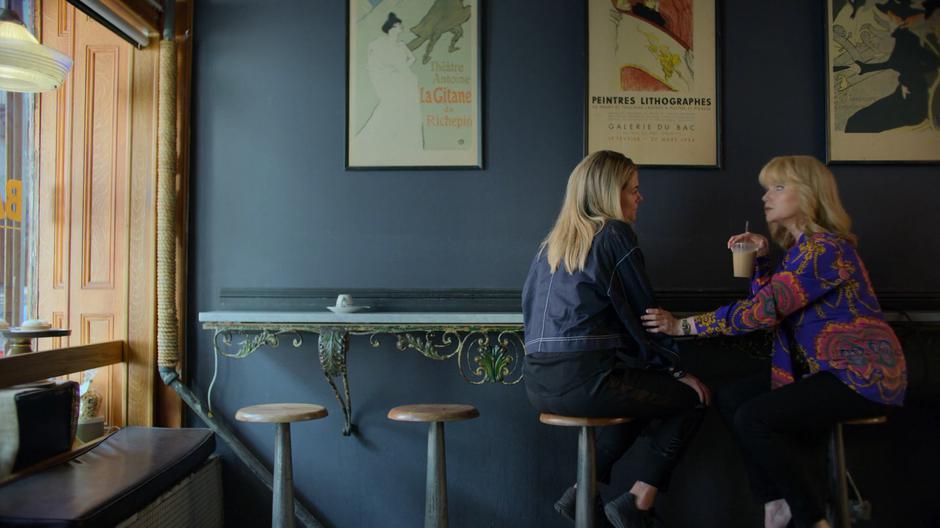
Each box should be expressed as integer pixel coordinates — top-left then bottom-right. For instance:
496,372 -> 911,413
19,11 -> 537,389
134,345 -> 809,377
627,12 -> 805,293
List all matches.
0,7 -> 72,92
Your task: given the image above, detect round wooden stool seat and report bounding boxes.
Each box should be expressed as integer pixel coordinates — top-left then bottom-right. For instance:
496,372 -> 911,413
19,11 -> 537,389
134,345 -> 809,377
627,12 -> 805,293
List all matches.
387,404 -> 479,423
236,403 -> 328,424
842,416 -> 887,426
539,413 -> 632,427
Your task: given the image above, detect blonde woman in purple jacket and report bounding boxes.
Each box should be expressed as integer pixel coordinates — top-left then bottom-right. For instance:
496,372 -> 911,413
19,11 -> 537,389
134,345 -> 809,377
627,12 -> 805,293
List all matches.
642,155 -> 907,528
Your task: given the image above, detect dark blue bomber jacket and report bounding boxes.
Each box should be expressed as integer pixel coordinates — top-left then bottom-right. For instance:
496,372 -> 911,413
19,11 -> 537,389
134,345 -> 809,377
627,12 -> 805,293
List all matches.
521,220 -> 685,377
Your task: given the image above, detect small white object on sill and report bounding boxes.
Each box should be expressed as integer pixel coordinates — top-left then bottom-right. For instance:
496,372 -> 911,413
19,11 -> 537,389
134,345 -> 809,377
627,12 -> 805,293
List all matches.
19,319 -> 52,331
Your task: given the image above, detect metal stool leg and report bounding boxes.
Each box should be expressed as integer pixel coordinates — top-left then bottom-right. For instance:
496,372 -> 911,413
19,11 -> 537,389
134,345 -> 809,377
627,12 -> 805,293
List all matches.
273,422 -> 294,528
846,470 -> 872,521
576,425 -> 597,528
830,422 -> 851,528
426,421 -> 447,528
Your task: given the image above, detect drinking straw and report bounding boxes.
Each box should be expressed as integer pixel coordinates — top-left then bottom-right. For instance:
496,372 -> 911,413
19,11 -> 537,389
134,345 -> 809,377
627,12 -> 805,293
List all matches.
745,220 -> 749,233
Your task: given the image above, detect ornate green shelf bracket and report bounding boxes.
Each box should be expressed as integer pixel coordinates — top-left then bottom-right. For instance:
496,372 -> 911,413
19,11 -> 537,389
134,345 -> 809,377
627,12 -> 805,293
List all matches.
318,329 -> 353,436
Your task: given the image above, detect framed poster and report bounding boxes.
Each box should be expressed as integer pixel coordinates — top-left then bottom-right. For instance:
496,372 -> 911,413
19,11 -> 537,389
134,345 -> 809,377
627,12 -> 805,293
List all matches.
827,0 -> 940,163
347,0 -> 482,169
586,0 -> 719,167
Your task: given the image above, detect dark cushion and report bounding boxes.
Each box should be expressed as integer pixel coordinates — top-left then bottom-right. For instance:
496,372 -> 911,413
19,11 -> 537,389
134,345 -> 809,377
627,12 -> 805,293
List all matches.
8,381 -> 79,472
0,427 -> 215,527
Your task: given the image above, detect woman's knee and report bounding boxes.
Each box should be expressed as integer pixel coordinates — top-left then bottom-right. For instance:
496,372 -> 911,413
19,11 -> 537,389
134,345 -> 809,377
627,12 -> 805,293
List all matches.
733,400 -> 769,436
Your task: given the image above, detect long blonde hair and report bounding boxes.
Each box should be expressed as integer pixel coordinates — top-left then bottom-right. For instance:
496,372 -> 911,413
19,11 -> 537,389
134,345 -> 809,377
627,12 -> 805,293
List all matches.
542,151 -> 638,273
758,155 -> 857,249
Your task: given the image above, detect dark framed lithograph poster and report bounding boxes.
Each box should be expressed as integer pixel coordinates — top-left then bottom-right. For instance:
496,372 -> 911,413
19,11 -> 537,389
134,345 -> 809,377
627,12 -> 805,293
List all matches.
347,0 -> 482,169
827,0 -> 940,163
586,0 -> 720,167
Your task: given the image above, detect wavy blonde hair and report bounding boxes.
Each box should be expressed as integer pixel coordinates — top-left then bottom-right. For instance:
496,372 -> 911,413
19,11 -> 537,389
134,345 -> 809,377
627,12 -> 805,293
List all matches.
758,155 -> 857,249
542,150 -> 638,273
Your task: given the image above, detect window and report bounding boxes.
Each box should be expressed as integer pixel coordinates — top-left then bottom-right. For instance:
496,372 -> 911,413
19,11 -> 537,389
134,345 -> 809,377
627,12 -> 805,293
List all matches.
1,0 -> 187,426
0,0 -> 38,354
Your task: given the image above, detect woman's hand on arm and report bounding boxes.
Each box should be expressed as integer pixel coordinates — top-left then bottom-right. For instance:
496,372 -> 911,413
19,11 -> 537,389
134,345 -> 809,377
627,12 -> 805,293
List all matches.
727,232 -> 770,257
678,373 -> 711,406
641,308 -> 698,336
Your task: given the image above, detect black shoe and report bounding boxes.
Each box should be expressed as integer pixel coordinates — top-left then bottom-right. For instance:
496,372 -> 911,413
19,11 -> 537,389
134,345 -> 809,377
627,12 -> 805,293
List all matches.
554,485 -> 610,526
604,493 -> 664,528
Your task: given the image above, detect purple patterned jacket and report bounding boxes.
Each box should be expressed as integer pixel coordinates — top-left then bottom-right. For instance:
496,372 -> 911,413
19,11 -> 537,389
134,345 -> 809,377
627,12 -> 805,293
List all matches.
693,233 -> 906,406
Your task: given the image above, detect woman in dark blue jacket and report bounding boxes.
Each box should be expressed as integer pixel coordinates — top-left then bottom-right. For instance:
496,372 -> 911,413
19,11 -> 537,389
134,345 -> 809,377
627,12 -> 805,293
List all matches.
523,150 -> 709,528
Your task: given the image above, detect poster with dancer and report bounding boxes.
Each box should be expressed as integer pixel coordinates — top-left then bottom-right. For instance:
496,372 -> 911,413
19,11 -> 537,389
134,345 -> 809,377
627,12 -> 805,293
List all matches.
587,0 -> 719,167
348,0 -> 481,168
827,0 -> 940,162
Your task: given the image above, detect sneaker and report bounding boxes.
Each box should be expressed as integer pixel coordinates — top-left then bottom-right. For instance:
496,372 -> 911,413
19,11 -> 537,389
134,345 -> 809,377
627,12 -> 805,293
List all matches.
554,485 -> 610,526
604,493 -> 664,528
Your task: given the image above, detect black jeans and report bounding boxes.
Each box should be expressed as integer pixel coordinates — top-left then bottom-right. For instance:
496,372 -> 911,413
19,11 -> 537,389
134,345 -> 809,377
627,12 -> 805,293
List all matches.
526,362 -> 704,491
716,371 -> 892,528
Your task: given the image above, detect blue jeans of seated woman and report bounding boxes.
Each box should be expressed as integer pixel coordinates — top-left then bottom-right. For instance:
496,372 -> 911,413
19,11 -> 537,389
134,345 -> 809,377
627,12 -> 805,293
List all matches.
526,358 -> 704,491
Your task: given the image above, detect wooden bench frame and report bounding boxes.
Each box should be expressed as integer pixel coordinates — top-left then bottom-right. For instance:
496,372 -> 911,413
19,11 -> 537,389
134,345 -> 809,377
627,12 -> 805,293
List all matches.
0,341 -> 126,390
0,341 -> 126,485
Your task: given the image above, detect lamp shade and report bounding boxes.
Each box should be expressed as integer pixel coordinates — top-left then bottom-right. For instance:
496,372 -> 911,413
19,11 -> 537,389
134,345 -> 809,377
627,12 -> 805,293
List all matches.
0,8 -> 72,93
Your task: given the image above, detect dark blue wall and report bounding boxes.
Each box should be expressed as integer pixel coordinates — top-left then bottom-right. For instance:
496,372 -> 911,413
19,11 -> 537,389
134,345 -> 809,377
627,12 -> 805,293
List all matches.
188,1 -> 940,527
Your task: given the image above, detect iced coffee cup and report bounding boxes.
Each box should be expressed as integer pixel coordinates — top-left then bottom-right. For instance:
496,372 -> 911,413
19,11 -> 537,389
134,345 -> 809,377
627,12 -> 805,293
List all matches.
731,242 -> 758,278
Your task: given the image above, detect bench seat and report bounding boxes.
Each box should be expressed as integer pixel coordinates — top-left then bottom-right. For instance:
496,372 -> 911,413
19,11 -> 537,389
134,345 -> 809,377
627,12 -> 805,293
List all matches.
0,427 -> 215,527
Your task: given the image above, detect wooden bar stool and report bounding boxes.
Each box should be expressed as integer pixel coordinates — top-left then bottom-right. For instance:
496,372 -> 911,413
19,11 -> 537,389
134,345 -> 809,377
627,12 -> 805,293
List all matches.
540,413 -> 633,528
236,403 -> 328,528
388,404 -> 480,528
830,416 -> 887,528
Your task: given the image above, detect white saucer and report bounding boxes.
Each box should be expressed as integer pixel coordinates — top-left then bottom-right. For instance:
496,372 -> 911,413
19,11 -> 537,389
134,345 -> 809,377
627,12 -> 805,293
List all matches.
327,305 -> 370,314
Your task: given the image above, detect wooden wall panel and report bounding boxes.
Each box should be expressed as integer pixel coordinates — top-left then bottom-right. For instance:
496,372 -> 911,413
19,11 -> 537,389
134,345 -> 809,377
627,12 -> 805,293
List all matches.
38,5 -> 132,427
52,83 -> 69,290
79,312 -> 123,425
125,3 -> 193,427
80,313 -> 113,344
68,14 -> 129,340
72,13 -> 130,428
126,39 -> 157,426
51,311 -> 67,348
81,46 -> 120,289
56,0 -> 69,34
39,0 -> 193,428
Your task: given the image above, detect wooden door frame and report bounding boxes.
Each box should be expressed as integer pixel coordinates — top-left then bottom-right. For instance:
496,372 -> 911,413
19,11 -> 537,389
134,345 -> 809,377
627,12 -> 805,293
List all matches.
124,0 -> 193,428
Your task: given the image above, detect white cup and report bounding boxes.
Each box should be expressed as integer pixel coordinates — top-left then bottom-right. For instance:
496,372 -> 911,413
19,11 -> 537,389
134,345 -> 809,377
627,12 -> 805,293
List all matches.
335,294 -> 353,308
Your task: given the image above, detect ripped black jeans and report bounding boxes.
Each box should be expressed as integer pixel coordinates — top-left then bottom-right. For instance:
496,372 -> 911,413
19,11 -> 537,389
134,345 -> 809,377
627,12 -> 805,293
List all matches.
525,353 -> 705,490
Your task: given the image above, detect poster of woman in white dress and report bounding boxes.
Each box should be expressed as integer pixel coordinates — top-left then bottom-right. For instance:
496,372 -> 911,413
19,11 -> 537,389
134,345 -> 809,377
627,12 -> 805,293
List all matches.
348,0 -> 481,168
